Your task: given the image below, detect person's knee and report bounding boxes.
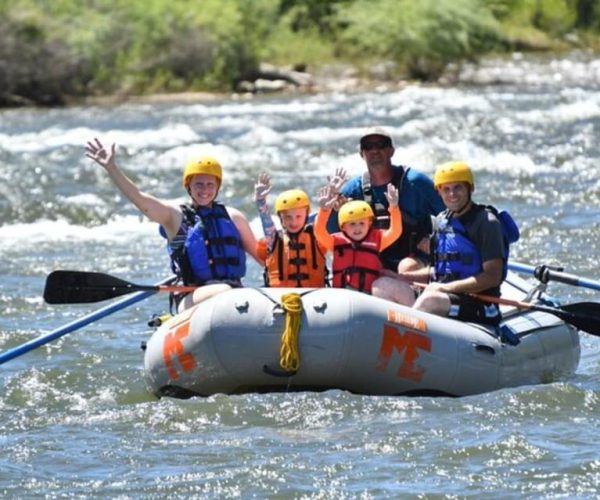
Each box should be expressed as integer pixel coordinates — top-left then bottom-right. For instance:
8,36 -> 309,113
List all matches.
188,283 -> 232,308
371,277 -> 393,300
372,277 -> 415,305
413,291 -> 448,315
397,257 -> 423,273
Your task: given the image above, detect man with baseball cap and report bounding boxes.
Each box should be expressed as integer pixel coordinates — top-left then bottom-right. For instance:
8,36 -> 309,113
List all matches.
328,126 -> 444,275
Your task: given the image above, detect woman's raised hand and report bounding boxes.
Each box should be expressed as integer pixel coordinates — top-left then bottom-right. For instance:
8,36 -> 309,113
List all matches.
85,138 -> 116,169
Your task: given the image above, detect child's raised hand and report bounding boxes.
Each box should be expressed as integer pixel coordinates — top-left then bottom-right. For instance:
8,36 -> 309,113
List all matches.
327,167 -> 348,194
253,172 -> 272,201
332,194 -> 349,211
317,186 -> 337,209
385,184 -> 399,208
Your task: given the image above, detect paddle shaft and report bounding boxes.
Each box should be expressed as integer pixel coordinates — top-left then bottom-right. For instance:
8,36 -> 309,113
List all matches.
411,282 -> 528,308
0,276 -> 174,365
412,281 -> 600,336
92,284 -> 197,294
509,261 -> 600,292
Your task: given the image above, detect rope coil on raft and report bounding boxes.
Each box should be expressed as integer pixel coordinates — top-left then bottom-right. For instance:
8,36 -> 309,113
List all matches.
278,292 -> 303,372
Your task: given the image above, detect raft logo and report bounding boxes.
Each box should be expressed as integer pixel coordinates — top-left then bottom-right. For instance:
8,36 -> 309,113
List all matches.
162,321 -> 197,380
386,310 -> 427,332
377,324 -> 431,382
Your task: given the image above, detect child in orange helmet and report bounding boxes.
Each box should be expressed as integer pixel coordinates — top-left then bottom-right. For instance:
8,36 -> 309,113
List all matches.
254,173 -> 328,287
314,176 -> 402,294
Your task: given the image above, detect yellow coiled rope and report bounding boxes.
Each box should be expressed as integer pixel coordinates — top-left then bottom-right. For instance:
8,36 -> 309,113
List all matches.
279,292 -> 303,372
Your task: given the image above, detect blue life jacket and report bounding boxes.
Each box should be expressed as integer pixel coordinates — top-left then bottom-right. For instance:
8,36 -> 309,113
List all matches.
161,203 -> 246,285
434,216 -> 482,283
433,205 -> 519,283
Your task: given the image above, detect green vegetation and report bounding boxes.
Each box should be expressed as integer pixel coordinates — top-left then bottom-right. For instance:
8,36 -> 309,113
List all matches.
1,0 -> 599,106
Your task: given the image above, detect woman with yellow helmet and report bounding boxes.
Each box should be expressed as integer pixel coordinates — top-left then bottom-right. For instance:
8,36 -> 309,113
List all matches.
85,138 -> 261,311
314,178 -> 403,294
253,172 -> 327,287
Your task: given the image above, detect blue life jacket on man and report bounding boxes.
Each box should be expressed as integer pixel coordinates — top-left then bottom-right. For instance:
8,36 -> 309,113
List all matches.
161,203 -> 246,285
433,205 -> 519,284
327,165 -> 444,270
434,216 -> 482,283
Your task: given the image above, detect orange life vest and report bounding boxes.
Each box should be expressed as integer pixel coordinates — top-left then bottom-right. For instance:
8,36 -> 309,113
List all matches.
260,226 -> 327,287
332,229 -> 382,293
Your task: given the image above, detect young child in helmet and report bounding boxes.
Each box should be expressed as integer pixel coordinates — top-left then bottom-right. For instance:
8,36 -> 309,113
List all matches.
85,138 -> 261,311
254,172 -> 328,287
314,178 -> 402,294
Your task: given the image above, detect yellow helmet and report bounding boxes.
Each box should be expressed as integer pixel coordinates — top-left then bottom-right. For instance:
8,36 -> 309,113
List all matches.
338,200 -> 374,226
183,156 -> 222,189
275,189 -> 310,213
433,161 -> 474,190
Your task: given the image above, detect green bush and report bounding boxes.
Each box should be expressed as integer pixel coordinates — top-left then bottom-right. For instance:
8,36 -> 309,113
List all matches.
336,0 -> 503,80
0,9 -> 89,105
0,0 -> 599,106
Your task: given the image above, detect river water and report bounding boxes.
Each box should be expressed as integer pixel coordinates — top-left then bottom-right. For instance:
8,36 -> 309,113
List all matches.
1,53 -> 600,498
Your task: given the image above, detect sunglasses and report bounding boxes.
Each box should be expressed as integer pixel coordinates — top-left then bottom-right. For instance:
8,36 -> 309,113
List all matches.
360,139 -> 391,151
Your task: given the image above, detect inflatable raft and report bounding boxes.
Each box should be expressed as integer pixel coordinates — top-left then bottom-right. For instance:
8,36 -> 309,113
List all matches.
143,272 -> 580,398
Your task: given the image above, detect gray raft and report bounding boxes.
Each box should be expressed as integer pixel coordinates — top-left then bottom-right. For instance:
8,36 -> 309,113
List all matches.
143,272 -> 580,398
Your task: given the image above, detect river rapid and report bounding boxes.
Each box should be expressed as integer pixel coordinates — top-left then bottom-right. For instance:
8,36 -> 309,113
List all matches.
1,53 -> 600,498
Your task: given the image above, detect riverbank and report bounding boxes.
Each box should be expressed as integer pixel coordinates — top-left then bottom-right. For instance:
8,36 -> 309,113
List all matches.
68,62 -> 409,107
70,50 -> 600,108
3,0 -> 599,108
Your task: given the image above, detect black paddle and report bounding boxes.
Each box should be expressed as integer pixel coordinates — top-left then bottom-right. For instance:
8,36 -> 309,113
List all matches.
44,270 -> 197,304
411,282 -> 600,336
467,292 -> 600,337
490,293 -> 600,336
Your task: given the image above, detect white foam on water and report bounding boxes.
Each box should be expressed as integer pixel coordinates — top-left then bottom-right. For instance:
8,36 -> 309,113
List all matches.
0,124 -> 201,154
389,86 -> 494,114
172,99 -> 332,117
518,97 -> 600,124
286,126 -> 361,144
0,215 -> 156,248
0,211 -> 270,256
146,143 -> 239,172
234,125 -> 285,147
57,193 -> 106,207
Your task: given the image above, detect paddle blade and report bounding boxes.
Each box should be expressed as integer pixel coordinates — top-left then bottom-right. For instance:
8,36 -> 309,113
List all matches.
558,302 -> 600,336
44,270 -> 144,304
